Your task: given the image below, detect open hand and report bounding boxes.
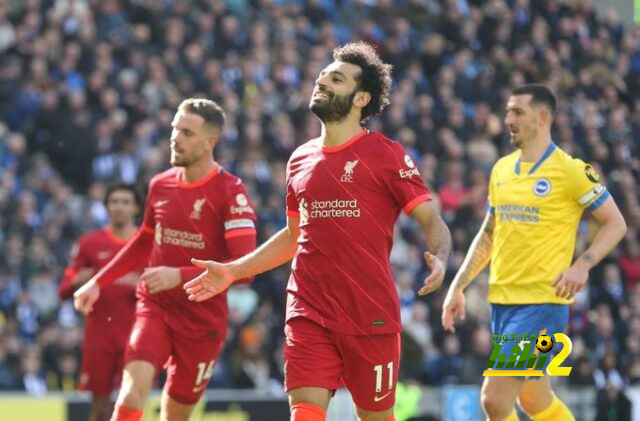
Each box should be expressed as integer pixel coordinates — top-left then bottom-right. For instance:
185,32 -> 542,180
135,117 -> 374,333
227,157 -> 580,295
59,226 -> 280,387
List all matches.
442,287 -> 466,333
183,259 -> 235,302
417,252 -> 446,296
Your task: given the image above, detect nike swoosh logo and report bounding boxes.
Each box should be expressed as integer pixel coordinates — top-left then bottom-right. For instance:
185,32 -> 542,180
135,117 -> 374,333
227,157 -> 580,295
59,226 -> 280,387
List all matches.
156,200 -> 169,207
373,391 -> 393,402
97,251 -> 112,260
192,383 -> 207,393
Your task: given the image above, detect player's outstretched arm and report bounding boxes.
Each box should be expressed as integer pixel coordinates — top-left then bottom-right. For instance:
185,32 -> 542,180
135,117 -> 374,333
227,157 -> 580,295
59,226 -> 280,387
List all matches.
184,216 -> 300,302
442,211 -> 494,333
74,230 -> 154,315
409,201 -> 452,296
450,211 -> 494,290
554,196 -> 627,298
73,279 -> 101,315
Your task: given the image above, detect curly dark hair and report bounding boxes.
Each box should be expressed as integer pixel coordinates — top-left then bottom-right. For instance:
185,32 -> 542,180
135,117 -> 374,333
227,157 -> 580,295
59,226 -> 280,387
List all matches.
332,42 -> 393,122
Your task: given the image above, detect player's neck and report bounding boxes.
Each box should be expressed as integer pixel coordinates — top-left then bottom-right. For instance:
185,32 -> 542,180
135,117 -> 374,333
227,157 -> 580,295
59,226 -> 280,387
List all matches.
108,223 -> 135,239
320,120 -> 363,149
183,158 -> 217,184
520,136 -> 552,163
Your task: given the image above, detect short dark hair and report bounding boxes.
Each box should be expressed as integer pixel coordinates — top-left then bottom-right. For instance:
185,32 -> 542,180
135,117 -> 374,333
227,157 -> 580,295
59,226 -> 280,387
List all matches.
105,182 -> 141,207
332,42 -> 392,122
178,98 -> 226,130
512,84 -> 556,115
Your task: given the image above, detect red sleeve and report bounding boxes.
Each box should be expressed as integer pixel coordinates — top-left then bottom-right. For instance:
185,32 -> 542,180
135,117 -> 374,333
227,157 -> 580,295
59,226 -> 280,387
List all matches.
226,229 -> 257,284
381,140 -> 431,214
285,157 -> 299,218
95,229 -> 153,287
221,178 -> 258,283
58,239 -> 91,299
141,177 -> 157,232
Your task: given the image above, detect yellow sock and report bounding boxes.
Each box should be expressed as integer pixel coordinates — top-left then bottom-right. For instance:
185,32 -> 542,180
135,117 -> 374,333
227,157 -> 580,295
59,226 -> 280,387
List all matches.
529,393 -> 575,421
504,408 -> 519,421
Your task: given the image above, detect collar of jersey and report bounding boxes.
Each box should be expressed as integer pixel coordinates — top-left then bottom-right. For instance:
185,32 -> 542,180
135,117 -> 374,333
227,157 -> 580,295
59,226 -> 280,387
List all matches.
515,141 -> 557,175
103,227 -> 136,245
321,128 -> 368,153
176,163 -> 221,188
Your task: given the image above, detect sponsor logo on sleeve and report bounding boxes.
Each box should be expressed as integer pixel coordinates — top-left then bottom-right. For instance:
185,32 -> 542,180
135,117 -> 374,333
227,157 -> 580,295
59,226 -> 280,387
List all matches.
236,193 -> 248,206
230,193 -> 254,215
584,164 -> 600,183
399,154 -> 420,179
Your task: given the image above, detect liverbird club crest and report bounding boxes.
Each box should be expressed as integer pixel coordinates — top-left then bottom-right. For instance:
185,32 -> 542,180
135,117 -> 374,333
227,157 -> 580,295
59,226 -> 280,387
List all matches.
341,160 -> 359,183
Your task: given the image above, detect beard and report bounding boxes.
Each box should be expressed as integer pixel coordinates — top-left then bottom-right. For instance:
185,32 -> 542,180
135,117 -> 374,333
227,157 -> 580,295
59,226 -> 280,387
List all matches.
170,150 -> 194,167
309,89 -> 357,123
509,126 -> 536,149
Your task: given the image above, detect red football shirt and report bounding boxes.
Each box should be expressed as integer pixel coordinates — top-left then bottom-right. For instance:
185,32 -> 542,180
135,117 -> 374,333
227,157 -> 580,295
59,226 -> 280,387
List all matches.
285,129 -> 431,335
137,165 -> 257,337
59,228 -> 140,349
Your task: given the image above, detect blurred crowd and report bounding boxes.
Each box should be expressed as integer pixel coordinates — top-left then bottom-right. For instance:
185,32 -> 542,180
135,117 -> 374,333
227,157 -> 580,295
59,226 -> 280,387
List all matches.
0,0 -> 639,410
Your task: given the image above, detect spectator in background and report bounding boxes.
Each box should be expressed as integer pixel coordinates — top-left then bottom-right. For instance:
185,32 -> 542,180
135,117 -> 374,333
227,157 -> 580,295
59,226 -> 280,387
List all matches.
20,345 -> 46,396
0,347 -> 17,390
619,233 -> 640,289
594,349 -> 625,391
569,356 -> 596,387
595,383 -> 631,421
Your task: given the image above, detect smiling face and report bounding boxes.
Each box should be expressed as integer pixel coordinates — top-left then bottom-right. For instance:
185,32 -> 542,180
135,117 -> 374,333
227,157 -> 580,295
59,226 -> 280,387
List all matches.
309,61 -> 364,123
504,94 -> 550,149
169,110 -> 216,167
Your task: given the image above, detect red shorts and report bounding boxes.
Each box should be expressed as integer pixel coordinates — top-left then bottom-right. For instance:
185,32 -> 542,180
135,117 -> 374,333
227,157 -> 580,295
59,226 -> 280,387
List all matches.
78,345 -> 125,396
124,305 -> 226,405
284,316 -> 400,411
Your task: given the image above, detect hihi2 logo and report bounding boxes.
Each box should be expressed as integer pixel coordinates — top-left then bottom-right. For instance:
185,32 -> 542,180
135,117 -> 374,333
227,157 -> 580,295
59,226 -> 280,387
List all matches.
483,332 -> 573,377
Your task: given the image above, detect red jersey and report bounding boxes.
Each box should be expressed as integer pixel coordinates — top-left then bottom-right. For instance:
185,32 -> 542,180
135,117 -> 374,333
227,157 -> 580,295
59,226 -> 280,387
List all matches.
285,129 -> 431,335
59,228 -> 139,349
95,165 -> 257,339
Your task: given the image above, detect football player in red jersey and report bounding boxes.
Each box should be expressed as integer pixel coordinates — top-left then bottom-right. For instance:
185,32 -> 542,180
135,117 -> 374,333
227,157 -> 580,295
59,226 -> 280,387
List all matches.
59,183 -> 141,421
185,43 -> 451,421
74,99 -> 257,421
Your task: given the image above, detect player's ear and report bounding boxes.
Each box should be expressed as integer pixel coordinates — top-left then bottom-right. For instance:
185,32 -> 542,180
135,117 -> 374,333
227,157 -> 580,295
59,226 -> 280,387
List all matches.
539,108 -> 551,127
354,91 -> 371,109
206,128 -> 220,149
